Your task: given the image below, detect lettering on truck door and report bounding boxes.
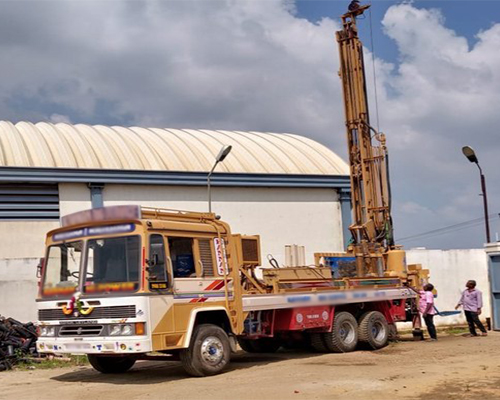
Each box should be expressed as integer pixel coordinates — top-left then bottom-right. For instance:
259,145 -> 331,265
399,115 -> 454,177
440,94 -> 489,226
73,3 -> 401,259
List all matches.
214,237 -> 228,276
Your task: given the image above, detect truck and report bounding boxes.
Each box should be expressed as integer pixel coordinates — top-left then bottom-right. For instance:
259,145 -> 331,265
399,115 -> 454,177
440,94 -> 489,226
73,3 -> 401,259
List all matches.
35,4 -> 427,377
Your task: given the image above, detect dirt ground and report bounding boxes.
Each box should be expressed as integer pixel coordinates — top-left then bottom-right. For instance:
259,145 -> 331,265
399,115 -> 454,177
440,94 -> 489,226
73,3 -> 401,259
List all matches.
1,332 -> 499,400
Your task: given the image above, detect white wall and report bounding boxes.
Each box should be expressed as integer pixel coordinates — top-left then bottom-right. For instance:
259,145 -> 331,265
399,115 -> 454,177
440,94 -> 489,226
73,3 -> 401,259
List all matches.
59,183 -> 91,215
0,182 -> 88,321
406,248 -> 490,326
4,183 -> 493,328
0,221 -> 59,321
100,184 -> 344,266
1,183 -> 343,321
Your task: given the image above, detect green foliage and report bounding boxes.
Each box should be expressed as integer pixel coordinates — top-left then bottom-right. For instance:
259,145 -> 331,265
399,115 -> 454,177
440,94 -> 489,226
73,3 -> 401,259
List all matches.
13,355 -> 89,371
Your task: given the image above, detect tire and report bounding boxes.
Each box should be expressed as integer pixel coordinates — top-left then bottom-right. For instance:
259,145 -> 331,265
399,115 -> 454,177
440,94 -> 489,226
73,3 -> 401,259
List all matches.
251,338 -> 281,353
388,323 -> 398,341
87,355 -> 136,374
237,337 -> 256,352
237,337 -> 281,353
280,333 -> 309,350
309,332 -> 329,353
180,324 -> 231,377
323,311 -> 358,353
358,311 -> 389,350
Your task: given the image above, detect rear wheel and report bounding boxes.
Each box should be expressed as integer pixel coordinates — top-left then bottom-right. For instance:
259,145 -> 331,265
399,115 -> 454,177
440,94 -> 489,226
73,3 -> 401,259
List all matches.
323,311 -> 358,353
388,323 -> 398,341
309,332 -> 329,353
87,355 -> 136,374
180,324 -> 231,377
358,311 -> 389,349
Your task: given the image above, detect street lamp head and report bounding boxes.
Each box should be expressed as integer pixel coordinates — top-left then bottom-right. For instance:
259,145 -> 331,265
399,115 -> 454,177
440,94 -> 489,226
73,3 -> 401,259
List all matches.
462,146 -> 478,164
216,145 -> 232,163
208,145 -> 232,214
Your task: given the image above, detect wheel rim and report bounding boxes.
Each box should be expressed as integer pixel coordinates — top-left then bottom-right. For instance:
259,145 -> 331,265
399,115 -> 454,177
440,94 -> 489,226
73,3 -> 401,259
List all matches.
339,321 -> 356,344
201,336 -> 224,365
371,321 -> 386,343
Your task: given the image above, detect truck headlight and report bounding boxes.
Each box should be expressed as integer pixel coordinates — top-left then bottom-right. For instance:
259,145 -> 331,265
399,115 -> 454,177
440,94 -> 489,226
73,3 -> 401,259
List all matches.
109,324 -> 135,336
109,325 -> 122,336
121,324 -> 133,336
40,326 -> 56,336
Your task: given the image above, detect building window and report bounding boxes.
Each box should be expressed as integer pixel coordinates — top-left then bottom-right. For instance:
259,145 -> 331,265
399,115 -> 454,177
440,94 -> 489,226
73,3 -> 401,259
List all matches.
0,183 -> 59,220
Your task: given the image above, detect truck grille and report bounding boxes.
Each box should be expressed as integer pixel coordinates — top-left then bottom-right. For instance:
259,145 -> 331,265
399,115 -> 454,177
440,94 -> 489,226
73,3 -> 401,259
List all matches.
38,305 -> 137,321
59,325 -> 104,336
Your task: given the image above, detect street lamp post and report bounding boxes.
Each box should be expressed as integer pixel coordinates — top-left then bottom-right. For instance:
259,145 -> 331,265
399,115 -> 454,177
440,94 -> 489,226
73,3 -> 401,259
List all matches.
208,145 -> 232,213
462,145 -> 491,243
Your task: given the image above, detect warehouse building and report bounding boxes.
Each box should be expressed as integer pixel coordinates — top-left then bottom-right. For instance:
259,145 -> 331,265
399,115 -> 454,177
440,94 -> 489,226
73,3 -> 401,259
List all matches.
0,121 -> 351,321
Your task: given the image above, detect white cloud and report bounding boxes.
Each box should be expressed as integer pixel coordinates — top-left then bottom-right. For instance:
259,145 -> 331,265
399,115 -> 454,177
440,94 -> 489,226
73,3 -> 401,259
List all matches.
0,1 -> 499,248
49,114 -> 72,124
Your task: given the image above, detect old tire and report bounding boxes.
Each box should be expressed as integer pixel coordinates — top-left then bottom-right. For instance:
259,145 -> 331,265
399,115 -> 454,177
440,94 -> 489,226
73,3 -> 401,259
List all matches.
358,311 -> 389,350
237,337 -> 281,353
87,355 -> 136,373
309,332 -> 329,353
180,324 -> 231,377
323,311 -> 358,353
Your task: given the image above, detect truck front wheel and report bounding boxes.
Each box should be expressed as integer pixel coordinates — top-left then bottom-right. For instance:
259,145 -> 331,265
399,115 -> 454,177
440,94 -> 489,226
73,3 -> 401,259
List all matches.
87,355 -> 136,373
180,324 -> 231,377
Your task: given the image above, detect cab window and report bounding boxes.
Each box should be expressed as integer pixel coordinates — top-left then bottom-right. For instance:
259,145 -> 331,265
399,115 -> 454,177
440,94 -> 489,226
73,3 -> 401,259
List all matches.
149,234 -> 167,282
169,237 -> 195,278
42,241 -> 83,296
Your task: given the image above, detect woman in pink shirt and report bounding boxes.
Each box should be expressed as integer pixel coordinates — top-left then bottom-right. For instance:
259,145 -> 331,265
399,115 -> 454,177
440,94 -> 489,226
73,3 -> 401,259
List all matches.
419,283 -> 437,340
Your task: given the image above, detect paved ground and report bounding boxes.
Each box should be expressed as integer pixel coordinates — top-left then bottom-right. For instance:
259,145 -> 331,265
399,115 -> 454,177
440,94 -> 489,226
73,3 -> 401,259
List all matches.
1,332 -> 500,400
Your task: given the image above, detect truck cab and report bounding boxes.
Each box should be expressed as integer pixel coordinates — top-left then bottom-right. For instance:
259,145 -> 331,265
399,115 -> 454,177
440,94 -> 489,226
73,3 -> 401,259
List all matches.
37,205 -> 248,375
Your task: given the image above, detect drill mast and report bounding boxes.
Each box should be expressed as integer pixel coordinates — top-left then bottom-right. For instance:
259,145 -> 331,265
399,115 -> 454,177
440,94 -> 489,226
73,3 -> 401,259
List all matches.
336,5 -> 397,276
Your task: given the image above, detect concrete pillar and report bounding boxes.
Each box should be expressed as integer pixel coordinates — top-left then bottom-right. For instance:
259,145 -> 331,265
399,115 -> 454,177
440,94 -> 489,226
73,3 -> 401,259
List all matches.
339,188 -> 352,250
88,183 -> 105,208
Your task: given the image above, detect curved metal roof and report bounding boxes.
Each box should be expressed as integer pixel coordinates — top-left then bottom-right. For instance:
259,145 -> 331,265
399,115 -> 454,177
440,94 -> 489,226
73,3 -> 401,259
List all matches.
0,121 -> 348,175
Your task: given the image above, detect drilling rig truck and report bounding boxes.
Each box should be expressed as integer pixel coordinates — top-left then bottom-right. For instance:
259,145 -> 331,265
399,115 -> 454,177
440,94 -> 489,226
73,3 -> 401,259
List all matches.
35,4 -> 427,377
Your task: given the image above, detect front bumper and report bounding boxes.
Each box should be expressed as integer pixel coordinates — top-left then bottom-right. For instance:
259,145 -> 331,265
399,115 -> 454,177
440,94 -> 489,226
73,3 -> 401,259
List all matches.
37,336 -> 152,355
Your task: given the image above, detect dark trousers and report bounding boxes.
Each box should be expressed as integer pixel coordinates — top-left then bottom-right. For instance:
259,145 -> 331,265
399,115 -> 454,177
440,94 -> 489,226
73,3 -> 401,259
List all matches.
423,314 -> 437,339
464,310 -> 486,335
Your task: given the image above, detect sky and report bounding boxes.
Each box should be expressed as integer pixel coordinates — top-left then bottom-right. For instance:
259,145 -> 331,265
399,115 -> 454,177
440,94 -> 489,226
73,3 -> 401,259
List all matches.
0,0 -> 499,250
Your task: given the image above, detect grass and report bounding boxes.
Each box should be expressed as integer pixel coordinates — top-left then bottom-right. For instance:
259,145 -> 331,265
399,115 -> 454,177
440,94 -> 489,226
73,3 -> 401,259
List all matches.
438,325 -> 470,335
398,325 -> 470,336
13,355 -> 89,371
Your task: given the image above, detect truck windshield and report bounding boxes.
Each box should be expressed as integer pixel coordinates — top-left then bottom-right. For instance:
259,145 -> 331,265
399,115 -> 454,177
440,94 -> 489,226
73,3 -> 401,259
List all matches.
83,236 -> 141,293
42,241 -> 83,297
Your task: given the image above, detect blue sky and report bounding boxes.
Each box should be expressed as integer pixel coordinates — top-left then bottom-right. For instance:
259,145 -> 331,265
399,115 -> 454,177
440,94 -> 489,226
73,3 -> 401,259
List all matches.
296,1 -> 500,61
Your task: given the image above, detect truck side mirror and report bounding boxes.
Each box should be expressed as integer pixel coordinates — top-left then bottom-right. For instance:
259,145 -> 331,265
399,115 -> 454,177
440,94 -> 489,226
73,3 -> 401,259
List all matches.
147,254 -> 159,267
36,258 -> 44,279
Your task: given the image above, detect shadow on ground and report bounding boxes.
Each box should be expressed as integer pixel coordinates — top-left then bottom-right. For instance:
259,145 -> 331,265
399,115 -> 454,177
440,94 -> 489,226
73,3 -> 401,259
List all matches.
51,349 -> 323,385
51,334 -> 439,385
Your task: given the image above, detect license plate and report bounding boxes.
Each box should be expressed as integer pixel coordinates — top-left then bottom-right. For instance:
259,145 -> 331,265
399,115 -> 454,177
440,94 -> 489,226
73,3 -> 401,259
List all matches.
65,343 -> 91,351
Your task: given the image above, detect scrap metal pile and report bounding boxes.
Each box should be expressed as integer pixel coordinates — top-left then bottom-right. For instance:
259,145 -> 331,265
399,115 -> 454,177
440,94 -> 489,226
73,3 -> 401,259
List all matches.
0,316 -> 38,371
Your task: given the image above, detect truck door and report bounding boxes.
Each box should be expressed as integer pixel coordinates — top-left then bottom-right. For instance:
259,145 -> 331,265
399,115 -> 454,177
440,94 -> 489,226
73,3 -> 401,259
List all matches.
167,236 -> 231,302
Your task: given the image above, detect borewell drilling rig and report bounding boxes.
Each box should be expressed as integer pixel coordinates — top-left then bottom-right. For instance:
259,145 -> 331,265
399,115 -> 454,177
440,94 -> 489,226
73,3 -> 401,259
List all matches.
326,4 -> 407,278
35,3 -> 429,378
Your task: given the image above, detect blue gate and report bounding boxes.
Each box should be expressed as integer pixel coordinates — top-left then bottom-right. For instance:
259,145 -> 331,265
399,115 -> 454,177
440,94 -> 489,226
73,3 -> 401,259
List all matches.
488,254 -> 500,330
